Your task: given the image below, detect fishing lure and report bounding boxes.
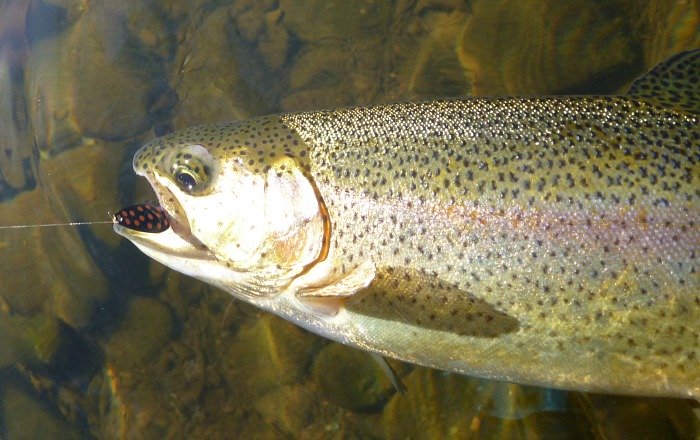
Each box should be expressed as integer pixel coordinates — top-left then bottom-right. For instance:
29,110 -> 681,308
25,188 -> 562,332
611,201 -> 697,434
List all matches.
113,204 -> 170,233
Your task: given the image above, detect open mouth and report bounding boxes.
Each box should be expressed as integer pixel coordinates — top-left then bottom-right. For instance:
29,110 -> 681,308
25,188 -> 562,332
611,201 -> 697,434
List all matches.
113,201 -> 215,262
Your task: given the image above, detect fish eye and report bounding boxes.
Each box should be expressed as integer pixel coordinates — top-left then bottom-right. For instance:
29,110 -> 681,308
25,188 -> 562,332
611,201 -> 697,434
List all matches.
175,170 -> 198,191
167,144 -> 215,194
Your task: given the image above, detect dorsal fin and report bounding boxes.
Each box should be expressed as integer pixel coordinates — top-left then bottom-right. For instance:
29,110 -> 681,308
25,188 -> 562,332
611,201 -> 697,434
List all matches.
627,49 -> 699,115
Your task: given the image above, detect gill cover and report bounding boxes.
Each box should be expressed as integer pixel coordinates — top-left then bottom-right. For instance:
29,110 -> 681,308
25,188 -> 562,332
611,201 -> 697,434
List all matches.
154,140 -> 324,275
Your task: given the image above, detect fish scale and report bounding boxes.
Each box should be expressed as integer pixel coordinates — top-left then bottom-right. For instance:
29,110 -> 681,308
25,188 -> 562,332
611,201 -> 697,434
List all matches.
282,96 -> 698,391
116,50 -> 699,400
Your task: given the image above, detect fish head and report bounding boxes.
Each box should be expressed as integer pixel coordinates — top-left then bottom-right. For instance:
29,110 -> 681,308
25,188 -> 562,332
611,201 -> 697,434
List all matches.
114,119 -> 326,298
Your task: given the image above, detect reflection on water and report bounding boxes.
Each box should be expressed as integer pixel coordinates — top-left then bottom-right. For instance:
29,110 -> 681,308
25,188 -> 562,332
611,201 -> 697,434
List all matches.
0,0 -> 698,438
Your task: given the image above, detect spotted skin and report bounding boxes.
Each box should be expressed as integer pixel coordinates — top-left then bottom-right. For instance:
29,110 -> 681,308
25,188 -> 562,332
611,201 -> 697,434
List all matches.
126,53 -> 699,400
283,96 -> 698,395
114,204 -> 170,233
628,49 -> 699,115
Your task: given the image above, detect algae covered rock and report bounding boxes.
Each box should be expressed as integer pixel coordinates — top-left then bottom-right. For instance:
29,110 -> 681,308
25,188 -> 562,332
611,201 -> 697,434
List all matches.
624,0 -> 700,68
254,384 -> 321,434
1,380 -> 84,439
383,369 -> 481,439
0,63 -> 28,194
0,190 -> 109,329
312,342 -> 400,411
0,312 -> 63,369
383,369 -> 584,439
397,9 -> 473,99
106,296 -> 174,366
282,42 -> 363,111
280,0 -> 391,43
168,4 -> 271,128
220,314 -> 319,397
575,394 -> 700,439
0,141 -> 127,329
459,0 -> 638,95
26,2 -> 168,148
67,4 -> 163,141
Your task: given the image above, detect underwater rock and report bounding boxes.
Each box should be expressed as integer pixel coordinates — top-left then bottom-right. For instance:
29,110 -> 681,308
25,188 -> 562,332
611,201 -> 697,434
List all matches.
278,0 -> 397,110
282,39 -> 384,111
280,0 -> 391,43
0,140 -> 128,328
459,0 -> 638,95
257,9 -> 290,71
230,0 -> 294,77
0,189 -> 109,329
86,280 -> 318,438
220,314 -> 319,398
1,379 -> 84,439
384,370 -> 700,439
623,0 -> 700,68
397,9 -> 473,99
254,383 -> 377,439
231,0 -> 277,43
24,32 -> 84,156
98,0 -> 175,61
0,57 -> 31,192
311,343 -> 399,412
383,369 -> 592,439
0,1 -> 31,191
281,1 -> 478,110
106,297 -> 173,366
383,369 -> 484,439
254,384 -> 320,434
67,3 -> 162,141
574,394 -> 700,439
282,43 -> 356,111
0,312 -> 62,370
42,140 -> 128,246
168,4 -> 270,128
25,5 -> 163,149
87,362 -> 186,438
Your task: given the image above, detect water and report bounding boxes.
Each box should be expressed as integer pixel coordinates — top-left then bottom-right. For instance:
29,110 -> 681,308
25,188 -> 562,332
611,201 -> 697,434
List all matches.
0,0 -> 698,438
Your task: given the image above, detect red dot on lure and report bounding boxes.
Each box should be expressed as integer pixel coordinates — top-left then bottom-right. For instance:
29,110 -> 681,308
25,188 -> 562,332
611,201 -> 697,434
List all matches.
114,204 -> 170,233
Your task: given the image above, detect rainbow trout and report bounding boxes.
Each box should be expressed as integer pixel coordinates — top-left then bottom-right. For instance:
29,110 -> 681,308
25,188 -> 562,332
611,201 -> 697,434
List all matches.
115,50 -> 699,400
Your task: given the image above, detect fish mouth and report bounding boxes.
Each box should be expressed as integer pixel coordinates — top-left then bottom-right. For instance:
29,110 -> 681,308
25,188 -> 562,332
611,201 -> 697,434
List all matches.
154,186 -> 191,237
113,188 -> 213,261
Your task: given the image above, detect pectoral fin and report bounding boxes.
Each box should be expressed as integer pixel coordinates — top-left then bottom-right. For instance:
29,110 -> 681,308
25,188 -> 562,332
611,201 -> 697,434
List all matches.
369,353 -> 407,395
295,259 -> 376,298
345,267 -> 519,338
292,260 -> 376,316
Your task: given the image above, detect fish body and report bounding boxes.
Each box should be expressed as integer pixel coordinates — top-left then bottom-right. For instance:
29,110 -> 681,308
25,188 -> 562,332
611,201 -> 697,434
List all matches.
115,51 -> 699,400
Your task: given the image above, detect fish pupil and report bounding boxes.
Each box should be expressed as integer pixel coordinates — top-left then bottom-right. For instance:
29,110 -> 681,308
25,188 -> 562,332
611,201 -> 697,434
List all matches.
175,172 -> 197,191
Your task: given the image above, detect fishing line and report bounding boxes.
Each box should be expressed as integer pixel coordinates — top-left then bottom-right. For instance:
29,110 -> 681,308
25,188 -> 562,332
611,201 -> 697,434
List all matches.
0,220 -> 114,230
0,210 -> 116,230
0,204 -> 169,232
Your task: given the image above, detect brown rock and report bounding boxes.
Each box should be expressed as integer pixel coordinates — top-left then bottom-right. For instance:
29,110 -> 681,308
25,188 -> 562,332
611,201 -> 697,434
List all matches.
312,343 -> 399,411
68,3 -> 162,140
459,0 -> 638,95
169,5 -> 270,127
106,297 -> 173,365
220,314 -> 319,397
280,0 -> 391,43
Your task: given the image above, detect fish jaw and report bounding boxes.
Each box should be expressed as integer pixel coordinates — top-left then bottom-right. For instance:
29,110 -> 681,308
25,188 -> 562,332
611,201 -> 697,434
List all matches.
119,121 -> 335,300
112,223 -> 215,280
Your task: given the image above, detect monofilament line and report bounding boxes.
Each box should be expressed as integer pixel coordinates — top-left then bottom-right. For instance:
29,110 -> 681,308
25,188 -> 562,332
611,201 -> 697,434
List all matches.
0,220 -> 114,230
